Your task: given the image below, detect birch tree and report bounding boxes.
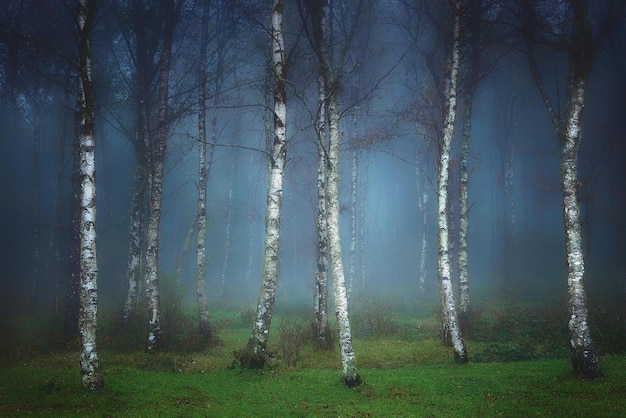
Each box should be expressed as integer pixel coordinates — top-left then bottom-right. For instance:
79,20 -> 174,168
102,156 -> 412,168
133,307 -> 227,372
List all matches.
77,0 -> 103,390
243,0 -> 287,368
195,0 -> 212,342
308,0 -> 362,387
144,0 -> 181,351
435,0 -> 468,364
515,0 -> 623,379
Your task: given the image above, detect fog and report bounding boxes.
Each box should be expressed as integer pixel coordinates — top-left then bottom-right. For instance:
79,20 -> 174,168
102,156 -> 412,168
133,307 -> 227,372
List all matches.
1,0 -> 625,320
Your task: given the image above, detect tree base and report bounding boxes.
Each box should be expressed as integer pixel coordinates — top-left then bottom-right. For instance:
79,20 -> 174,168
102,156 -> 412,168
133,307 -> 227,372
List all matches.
454,348 -> 469,364
572,345 -> 603,380
82,373 -> 104,391
343,373 -> 362,388
232,342 -> 277,370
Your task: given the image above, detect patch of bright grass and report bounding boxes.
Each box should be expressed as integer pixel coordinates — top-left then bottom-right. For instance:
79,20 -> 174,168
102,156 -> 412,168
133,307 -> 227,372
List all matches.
1,353 -> 626,417
2,305 -> 626,416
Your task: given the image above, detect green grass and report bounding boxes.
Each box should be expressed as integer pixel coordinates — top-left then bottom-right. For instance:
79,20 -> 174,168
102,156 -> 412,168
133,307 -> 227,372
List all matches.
2,353 -> 626,417
1,303 -> 626,417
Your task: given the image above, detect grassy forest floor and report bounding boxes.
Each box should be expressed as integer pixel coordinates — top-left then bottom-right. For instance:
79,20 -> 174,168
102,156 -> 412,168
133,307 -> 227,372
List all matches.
1,297 -> 626,417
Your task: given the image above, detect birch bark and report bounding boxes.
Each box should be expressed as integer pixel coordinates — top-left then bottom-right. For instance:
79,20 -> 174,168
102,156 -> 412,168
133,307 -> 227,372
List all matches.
77,0 -> 103,390
311,0 -> 361,386
144,0 -> 179,351
314,59 -> 330,350
523,0 -> 602,379
436,0 -> 467,364
245,0 -> 287,367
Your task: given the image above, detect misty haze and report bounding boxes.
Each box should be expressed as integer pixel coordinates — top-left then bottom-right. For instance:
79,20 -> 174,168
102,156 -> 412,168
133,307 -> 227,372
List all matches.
1,0 -> 625,416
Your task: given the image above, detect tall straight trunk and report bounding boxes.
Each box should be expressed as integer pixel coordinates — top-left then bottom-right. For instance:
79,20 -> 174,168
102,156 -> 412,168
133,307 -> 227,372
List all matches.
457,92 -> 472,330
314,64 -> 330,349
327,90 -> 360,387
196,1 -> 212,340
77,0 -> 103,390
123,158 -> 145,322
436,0 -> 467,364
245,0 -> 287,367
311,0 -> 361,387
144,0 -> 178,351
560,1 -> 601,379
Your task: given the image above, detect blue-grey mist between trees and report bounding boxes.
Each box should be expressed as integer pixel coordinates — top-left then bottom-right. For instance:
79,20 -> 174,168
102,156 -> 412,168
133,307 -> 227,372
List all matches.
1,0 -> 625,393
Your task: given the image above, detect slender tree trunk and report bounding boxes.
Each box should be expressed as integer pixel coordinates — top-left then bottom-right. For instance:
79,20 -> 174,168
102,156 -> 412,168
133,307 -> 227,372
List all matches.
525,0 -> 601,379
314,63 -> 330,350
561,1 -> 601,379
77,0 -> 103,390
144,0 -> 178,351
327,90 -> 360,387
123,158 -> 145,322
311,0 -> 361,386
436,0 -> 467,364
457,92 -> 471,332
245,0 -> 287,367
196,1 -> 212,340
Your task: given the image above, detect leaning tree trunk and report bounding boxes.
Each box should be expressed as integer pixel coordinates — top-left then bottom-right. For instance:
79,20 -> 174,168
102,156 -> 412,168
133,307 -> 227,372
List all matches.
245,0 -> 287,368
525,0 -> 601,380
77,0 -> 103,390
436,0 -> 467,364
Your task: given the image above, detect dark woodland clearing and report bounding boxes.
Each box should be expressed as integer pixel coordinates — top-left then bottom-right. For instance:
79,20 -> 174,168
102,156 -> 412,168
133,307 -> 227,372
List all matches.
1,0 -> 626,415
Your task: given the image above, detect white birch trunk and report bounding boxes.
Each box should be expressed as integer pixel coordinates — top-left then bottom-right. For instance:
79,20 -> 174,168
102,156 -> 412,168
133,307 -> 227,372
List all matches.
327,92 -> 360,387
245,0 -> 287,367
144,0 -> 177,351
312,0 -> 361,386
77,0 -> 103,390
525,0 -> 601,379
458,92 -> 471,324
436,0 -> 467,364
